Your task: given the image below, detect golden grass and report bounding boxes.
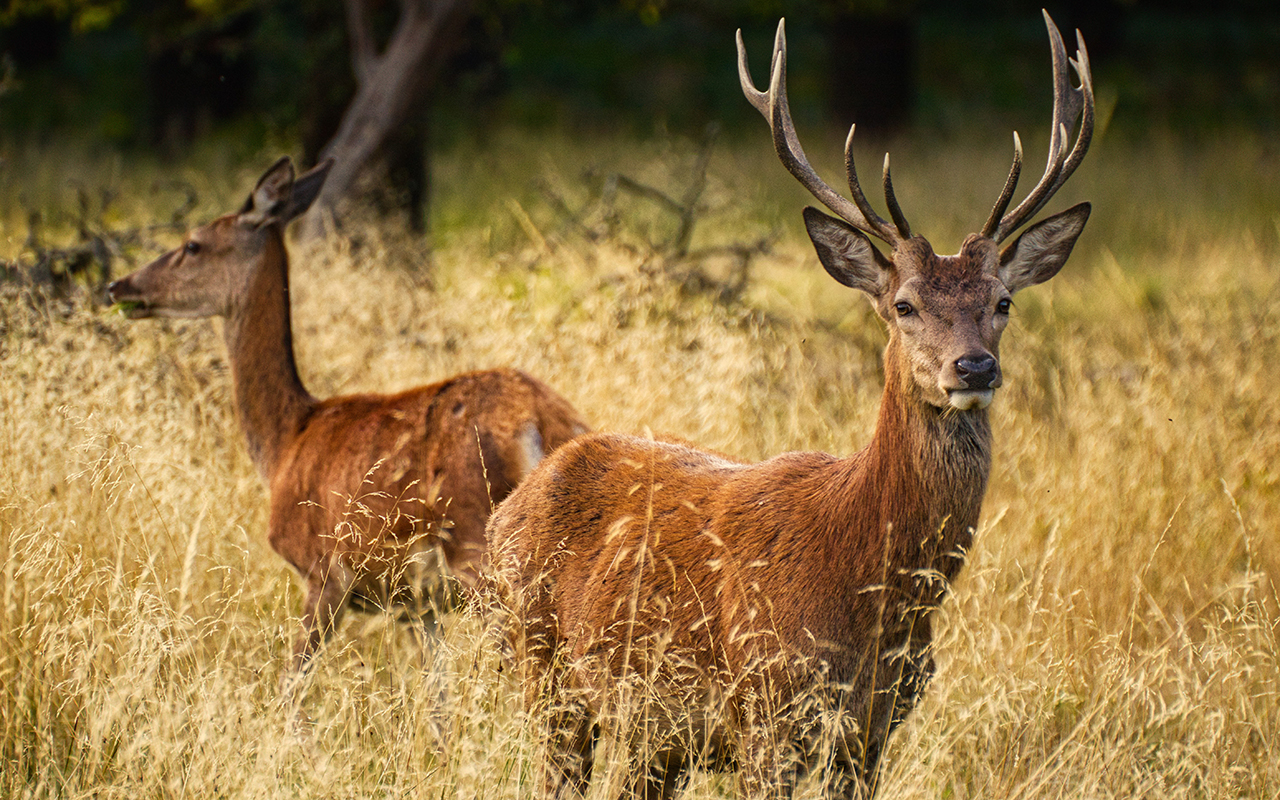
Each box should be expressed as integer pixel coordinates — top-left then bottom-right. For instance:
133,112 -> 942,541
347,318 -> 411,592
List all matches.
2,125 -> 1278,797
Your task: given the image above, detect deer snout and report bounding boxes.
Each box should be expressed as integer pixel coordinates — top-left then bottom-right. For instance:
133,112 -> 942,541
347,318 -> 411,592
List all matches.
954,354 -> 1001,390
944,353 -> 1001,411
105,276 -> 153,318
105,278 -> 128,303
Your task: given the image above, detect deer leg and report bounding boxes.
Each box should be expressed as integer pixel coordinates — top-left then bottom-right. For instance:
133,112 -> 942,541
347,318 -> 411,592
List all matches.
437,503 -> 488,593
526,653 -> 597,799
854,746 -> 882,800
541,693 -> 597,799
734,693 -> 799,800
838,638 -> 933,798
822,746 -> 875,800
736,759 -> 797,800
407,545 -> 451,666
623,749 -> 690,800
284,562 -> 354,683
409,609 -> 442,662
407,593 -> 452,743
825,697 -> 887,800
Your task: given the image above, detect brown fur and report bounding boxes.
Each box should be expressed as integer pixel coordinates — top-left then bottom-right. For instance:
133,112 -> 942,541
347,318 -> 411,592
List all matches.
487,118 -> 1091,800
107,157 -> 588,677
488,311 -> 991,799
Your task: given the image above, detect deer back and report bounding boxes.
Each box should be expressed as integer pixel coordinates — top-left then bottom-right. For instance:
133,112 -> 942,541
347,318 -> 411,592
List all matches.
269,368 -> 586,592
490,411 -> 983,692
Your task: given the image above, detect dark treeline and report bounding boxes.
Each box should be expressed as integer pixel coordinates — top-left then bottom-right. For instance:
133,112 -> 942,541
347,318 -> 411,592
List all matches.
5,0 -> 1280,143
2,0 -> 1279,231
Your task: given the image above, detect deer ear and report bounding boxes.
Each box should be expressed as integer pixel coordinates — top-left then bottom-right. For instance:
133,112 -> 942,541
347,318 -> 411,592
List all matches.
803,206 -> 891,296
998,202 -> 1090,293
238,156 -> 296,228
280,159 -> 333,224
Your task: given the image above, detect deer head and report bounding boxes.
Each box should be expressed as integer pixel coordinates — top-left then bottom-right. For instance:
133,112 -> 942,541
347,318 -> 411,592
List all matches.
106,157 -> 333,319
738,11 -> 1092,411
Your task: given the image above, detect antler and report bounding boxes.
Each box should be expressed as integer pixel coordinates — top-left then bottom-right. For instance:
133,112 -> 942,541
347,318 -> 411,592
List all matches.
982,10 -> 1094,243
737,20 -> 910,248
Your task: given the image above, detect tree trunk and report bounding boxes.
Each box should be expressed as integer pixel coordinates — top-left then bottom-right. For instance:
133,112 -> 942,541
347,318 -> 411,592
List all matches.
302,0 -> 472,240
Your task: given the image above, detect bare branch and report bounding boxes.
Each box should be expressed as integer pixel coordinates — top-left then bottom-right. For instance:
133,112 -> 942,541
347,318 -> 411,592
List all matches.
343,0 -> 377,85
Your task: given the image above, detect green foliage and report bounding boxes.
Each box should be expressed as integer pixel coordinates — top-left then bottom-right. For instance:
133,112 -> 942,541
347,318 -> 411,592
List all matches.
1,0 -> 124,32
4,2 -> 1280,153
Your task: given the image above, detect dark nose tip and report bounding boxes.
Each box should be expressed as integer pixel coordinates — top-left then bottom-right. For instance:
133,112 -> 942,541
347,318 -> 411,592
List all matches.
105,279 -> 124,302
955,354 -> 1000,390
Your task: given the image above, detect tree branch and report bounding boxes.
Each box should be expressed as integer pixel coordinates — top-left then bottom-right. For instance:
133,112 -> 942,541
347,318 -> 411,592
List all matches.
343,0 -> 377,85
304,0 -> 474,239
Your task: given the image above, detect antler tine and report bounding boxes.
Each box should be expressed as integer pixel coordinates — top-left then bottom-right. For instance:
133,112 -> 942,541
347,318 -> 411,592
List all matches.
882,153 -> 912,239
834,123 -> 896,241
735,26 -> 770,116
1059,28 -> 1095,180
841,125 -> 897,243
989,11 -> 1094,243
980,132 -> 1023,238
737,20 -> 903,246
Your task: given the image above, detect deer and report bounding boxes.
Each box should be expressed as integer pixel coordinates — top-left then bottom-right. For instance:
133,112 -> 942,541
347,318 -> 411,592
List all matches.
487,11 -> 1092,800
106,157 -> 589,686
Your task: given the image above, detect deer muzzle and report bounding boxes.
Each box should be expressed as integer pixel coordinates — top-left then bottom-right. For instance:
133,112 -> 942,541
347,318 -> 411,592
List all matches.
106,277 -> 154,319
947,353 -> 1002,410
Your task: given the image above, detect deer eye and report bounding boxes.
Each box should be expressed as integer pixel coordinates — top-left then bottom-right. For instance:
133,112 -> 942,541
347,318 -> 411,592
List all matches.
996,298 -> 1012,314
184,241 -> 201,255
894,302 -> 914,317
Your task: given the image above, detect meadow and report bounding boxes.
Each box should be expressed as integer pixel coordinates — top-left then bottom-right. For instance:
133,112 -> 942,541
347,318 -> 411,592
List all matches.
1,122 -> 1278,798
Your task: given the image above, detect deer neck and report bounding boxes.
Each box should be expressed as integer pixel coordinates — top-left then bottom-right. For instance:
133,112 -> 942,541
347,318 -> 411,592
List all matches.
220,231 -> 316,482
844,337 -> 993,593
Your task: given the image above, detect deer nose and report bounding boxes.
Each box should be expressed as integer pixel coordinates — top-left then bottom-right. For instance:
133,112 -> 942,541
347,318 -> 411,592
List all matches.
106,279 -> 126,302
955,354 -> 1000,390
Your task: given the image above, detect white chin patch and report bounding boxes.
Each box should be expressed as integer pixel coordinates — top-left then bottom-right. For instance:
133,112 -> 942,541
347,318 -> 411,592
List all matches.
947,390 -> 995,411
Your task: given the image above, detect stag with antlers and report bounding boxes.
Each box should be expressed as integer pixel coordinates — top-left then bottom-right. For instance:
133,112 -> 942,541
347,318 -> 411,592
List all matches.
488,11 -> 1092,799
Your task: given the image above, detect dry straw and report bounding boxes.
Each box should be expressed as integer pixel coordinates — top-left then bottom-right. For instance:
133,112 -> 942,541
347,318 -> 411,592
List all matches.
2,127 -> 1278,797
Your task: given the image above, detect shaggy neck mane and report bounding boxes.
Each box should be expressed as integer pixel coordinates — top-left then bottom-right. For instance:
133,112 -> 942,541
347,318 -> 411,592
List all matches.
827,335 -> 992,605
221,228 -> 316,481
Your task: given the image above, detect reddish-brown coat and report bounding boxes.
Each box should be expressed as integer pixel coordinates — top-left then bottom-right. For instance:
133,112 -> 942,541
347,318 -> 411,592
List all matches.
108,157 -> 587,678
266,366 -> 586,673
488,14 -> 1092,799
490,331 -> 990,798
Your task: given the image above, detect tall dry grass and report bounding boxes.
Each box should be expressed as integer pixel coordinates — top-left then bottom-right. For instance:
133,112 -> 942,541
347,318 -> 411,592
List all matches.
1,125 -> 1278,798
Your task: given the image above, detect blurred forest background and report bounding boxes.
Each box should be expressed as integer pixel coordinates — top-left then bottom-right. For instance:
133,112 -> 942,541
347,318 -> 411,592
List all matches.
3,0 -> 1280,240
